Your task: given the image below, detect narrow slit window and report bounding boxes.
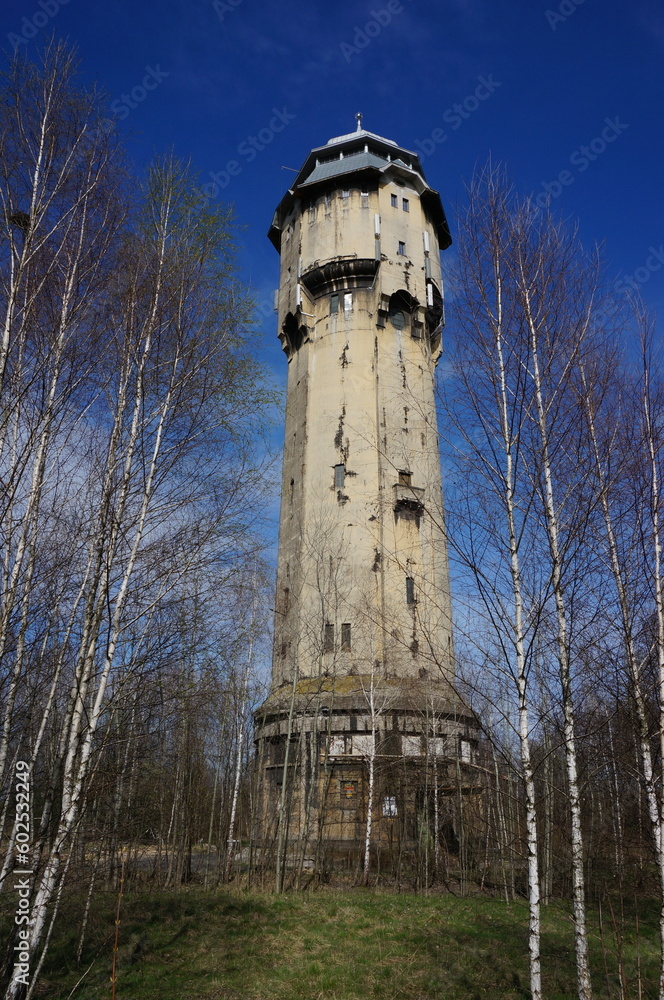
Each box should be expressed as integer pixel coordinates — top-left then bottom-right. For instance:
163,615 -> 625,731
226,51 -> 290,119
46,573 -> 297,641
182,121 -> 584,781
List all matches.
324,623 -> 334,652
391,193 -> 398,208
330,293 -> 339,315
341,623 -> 351,650
398,241 -> 406,256
402,198 -> 409,212
334,464 -> 345,489
406,577 -> 416,604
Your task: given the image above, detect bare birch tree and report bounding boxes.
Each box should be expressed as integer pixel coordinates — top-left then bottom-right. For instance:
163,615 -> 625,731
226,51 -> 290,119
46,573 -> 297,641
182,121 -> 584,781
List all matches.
448,164 -> 543,999
1,45 -> 274,998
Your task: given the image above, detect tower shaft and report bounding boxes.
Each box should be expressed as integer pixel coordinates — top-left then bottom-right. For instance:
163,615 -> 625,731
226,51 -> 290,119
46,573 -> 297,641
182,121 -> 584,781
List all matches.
256,127 -> 478,863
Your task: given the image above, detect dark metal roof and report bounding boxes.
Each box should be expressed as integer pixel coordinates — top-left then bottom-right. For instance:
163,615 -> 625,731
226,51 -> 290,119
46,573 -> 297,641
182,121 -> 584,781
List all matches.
301,150 -> 389,186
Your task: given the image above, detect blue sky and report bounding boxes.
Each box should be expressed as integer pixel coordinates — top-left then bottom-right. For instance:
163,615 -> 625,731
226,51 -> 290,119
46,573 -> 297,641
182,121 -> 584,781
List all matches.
3,0 -> 663,388
2,0 -> 662,677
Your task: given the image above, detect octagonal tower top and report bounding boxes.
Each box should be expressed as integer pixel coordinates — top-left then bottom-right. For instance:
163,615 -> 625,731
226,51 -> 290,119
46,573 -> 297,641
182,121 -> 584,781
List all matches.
268,121 -> 451,252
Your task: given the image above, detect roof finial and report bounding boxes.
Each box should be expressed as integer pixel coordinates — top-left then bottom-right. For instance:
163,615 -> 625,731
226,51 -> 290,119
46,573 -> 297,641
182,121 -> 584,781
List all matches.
355,112 -> 363,132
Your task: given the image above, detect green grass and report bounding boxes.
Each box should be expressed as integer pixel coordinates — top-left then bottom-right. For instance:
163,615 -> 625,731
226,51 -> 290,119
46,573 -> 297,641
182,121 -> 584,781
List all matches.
9,888 -> 662,999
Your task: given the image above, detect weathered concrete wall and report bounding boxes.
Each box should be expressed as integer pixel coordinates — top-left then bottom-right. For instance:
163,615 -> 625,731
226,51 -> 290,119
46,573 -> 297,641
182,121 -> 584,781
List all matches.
272,171 -> 452,692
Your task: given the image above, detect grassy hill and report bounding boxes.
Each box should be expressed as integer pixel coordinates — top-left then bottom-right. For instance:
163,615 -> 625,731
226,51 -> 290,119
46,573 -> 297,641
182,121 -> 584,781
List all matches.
10,887 -> 658,999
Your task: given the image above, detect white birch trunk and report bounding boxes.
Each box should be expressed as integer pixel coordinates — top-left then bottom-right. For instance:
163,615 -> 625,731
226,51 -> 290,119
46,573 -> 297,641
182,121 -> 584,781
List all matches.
492,251 -> 542,1000
363,674 -> 377,886
641,349 -> 664,1000
522,279 -> 593,1000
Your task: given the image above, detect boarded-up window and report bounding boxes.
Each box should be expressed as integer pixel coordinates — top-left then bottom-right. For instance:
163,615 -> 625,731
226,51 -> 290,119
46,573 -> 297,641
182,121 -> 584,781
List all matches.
324,623 -> 334,652
334,464 -> 345,489
428,737 -> 447,757
352,734 -> 374,756
402,735 -> 422,756
398,470 -> 412,486
329,735 -> 347,756
341,622 -> 351,650
406,577 -> 416,604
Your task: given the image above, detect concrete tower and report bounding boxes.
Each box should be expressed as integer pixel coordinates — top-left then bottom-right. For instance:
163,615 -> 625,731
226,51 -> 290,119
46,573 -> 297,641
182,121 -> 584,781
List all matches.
256,120 -> 478,864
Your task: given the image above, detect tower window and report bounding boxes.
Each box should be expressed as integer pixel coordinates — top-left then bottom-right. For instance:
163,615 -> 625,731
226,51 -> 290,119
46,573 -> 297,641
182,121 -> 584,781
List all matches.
406,577 -> 416,604
334,464 -> 345,489
391,193 -> 398,208
330,293 -> 339,315
402,198 -> 409,212
382,795 -> 398,817
398,470 -> 412,486
342,189 -> 350,199
341,623 -> 351,650
324,623 -> 334,652
398,241 -> 406,256
343,292 -> 353,312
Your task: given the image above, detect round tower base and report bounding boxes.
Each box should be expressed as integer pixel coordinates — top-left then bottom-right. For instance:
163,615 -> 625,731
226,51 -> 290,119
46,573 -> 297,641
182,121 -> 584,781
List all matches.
253,675 -> 485,868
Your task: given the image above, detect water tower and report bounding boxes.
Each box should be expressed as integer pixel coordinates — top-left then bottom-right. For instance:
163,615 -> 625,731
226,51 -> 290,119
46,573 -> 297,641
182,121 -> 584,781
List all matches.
255,118 -> 479,868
